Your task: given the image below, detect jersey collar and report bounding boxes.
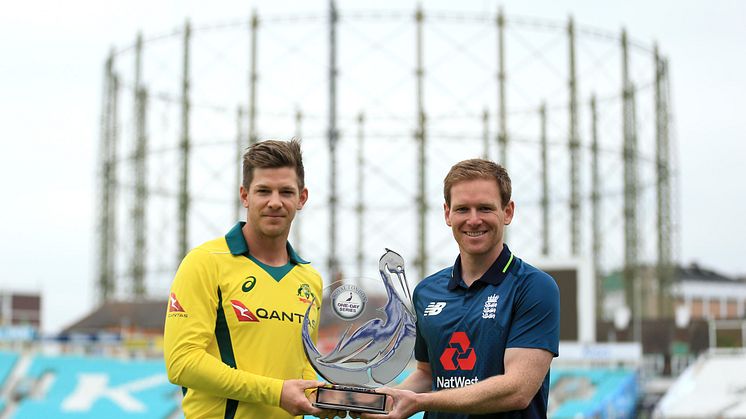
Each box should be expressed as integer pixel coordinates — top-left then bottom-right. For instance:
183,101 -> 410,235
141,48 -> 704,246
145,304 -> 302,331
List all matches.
225,221 -> 309,264
448,244 -> 514,290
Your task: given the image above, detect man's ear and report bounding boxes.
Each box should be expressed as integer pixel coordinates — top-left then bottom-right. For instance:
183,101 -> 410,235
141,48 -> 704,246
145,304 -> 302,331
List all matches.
297,187 -> 309,210
504,201 -> 515,225
239,185 -> 249,208
444,203 -> 452,227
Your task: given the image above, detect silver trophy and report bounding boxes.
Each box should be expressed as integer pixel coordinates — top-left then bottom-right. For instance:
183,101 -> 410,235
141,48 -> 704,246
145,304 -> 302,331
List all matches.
301,249 -> 416,414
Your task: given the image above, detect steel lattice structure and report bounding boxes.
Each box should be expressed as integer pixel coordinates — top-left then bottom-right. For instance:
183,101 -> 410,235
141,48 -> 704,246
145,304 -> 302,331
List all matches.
96,4 -> 677,329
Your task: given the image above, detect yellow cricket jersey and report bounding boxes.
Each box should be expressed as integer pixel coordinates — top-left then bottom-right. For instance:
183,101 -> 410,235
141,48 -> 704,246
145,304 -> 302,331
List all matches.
164,222 -> 322,419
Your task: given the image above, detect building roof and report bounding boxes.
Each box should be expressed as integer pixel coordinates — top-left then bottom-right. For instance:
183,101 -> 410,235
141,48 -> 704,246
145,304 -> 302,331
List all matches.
676,262 -> 739,283
61,300 -> 166,335
602,263 -> 743,292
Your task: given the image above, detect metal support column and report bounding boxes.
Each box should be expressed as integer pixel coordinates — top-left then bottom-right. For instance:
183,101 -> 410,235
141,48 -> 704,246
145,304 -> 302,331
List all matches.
415,5 -> 428,279
622,29 -> 640,339
98,51 -> 117,301
328,0 -> 340,279
293,108 -> 304,254
178,20 -> 191,261
568,17 -> 580,255
356,112 -> 366,279
482,109 -> 489,159
235,106 -> 244,221
655,46 -> 673,318
591,94 -> 602,318
496,8 -> 507,167
248,11 -> 259,147
540,103 -> 549,256
132,34 -> 147,298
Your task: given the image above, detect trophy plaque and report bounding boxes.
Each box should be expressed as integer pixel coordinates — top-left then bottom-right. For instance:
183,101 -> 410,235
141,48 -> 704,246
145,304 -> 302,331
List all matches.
301,249 -> 416,414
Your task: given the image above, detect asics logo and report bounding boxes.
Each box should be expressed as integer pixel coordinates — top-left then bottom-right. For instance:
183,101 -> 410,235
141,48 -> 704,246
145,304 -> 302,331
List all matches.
424,302 -> 446,316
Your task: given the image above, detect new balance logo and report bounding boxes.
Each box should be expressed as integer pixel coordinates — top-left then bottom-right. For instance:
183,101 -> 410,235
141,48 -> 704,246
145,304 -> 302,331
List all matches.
424,302 -> 446,316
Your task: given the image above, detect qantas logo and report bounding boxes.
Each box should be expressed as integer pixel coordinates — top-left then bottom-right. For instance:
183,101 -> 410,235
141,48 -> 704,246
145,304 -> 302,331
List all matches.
439,332 -> 476,371
169,293 -> 185,313
230,300 -> 259,322
424,302 -> 446,316
228,301 -> 314,326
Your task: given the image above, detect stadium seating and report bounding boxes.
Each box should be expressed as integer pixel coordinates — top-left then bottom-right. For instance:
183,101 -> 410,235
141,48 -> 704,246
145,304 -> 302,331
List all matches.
0,351 -> 18,389
655,349 -> 746,418
0,351 -> 19,414
8,353 -> 178,418
549,368 -> 638,419
0,350 -> 644,418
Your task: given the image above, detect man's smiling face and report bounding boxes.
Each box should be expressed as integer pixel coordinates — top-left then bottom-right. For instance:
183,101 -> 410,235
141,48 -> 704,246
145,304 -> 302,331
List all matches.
444,178 -> 513,261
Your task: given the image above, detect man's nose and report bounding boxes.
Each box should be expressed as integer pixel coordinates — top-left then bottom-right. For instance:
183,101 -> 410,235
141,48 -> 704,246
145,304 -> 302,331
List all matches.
466,209 -> 481,224
267,191 -> 282,208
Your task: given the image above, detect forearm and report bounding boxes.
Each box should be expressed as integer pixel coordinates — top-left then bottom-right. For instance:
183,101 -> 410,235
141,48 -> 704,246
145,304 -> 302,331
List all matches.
395,366 -> 432,393
166,345 -> 283,406
417,374 -> 527,414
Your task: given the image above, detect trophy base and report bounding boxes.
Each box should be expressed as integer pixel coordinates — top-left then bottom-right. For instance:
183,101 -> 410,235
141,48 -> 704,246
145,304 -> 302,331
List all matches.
314,384 -> 388,414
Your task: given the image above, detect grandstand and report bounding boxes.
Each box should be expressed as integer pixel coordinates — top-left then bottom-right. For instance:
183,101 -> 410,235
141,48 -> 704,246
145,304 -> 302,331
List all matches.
0,348 -> 425,418
654,348 -> 746,418
548,342 -> 641,419
0,350 -> 178,418
550,369 -> 637,419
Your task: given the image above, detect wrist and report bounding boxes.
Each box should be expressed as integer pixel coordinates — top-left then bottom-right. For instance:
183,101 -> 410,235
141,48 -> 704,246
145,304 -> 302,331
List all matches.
414,390 -> 431,411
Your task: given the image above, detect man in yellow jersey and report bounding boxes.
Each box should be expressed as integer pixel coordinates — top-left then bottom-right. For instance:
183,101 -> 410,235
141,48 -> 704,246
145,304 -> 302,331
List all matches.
164,139 -> 343,419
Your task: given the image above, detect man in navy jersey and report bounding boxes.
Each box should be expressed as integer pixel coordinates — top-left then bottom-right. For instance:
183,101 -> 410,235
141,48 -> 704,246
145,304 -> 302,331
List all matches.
366,159 -> 560,419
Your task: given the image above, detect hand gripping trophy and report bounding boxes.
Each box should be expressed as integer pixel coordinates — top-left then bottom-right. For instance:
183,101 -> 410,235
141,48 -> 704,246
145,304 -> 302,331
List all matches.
301,249 -> 416,414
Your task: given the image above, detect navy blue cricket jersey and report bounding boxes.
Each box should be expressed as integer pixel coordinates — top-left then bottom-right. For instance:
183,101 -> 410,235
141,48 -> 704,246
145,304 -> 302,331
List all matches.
413,245 -> 560,419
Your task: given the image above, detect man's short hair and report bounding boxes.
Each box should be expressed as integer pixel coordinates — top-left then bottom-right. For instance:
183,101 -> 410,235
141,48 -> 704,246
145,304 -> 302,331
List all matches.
242,138 -> 305,190
443,158 -> 512,207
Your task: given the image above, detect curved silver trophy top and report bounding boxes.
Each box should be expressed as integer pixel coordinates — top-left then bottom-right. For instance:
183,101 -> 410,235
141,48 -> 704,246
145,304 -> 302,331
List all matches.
301,249 -> 417,387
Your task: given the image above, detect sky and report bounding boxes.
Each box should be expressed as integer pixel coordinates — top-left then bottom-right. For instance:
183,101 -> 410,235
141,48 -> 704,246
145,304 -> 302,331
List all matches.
1,0 -> 744,333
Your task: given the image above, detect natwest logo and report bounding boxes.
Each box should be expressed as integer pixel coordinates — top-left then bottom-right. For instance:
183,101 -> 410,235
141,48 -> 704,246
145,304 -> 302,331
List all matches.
230,300 -> 259,322
439,331 -> 476,371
